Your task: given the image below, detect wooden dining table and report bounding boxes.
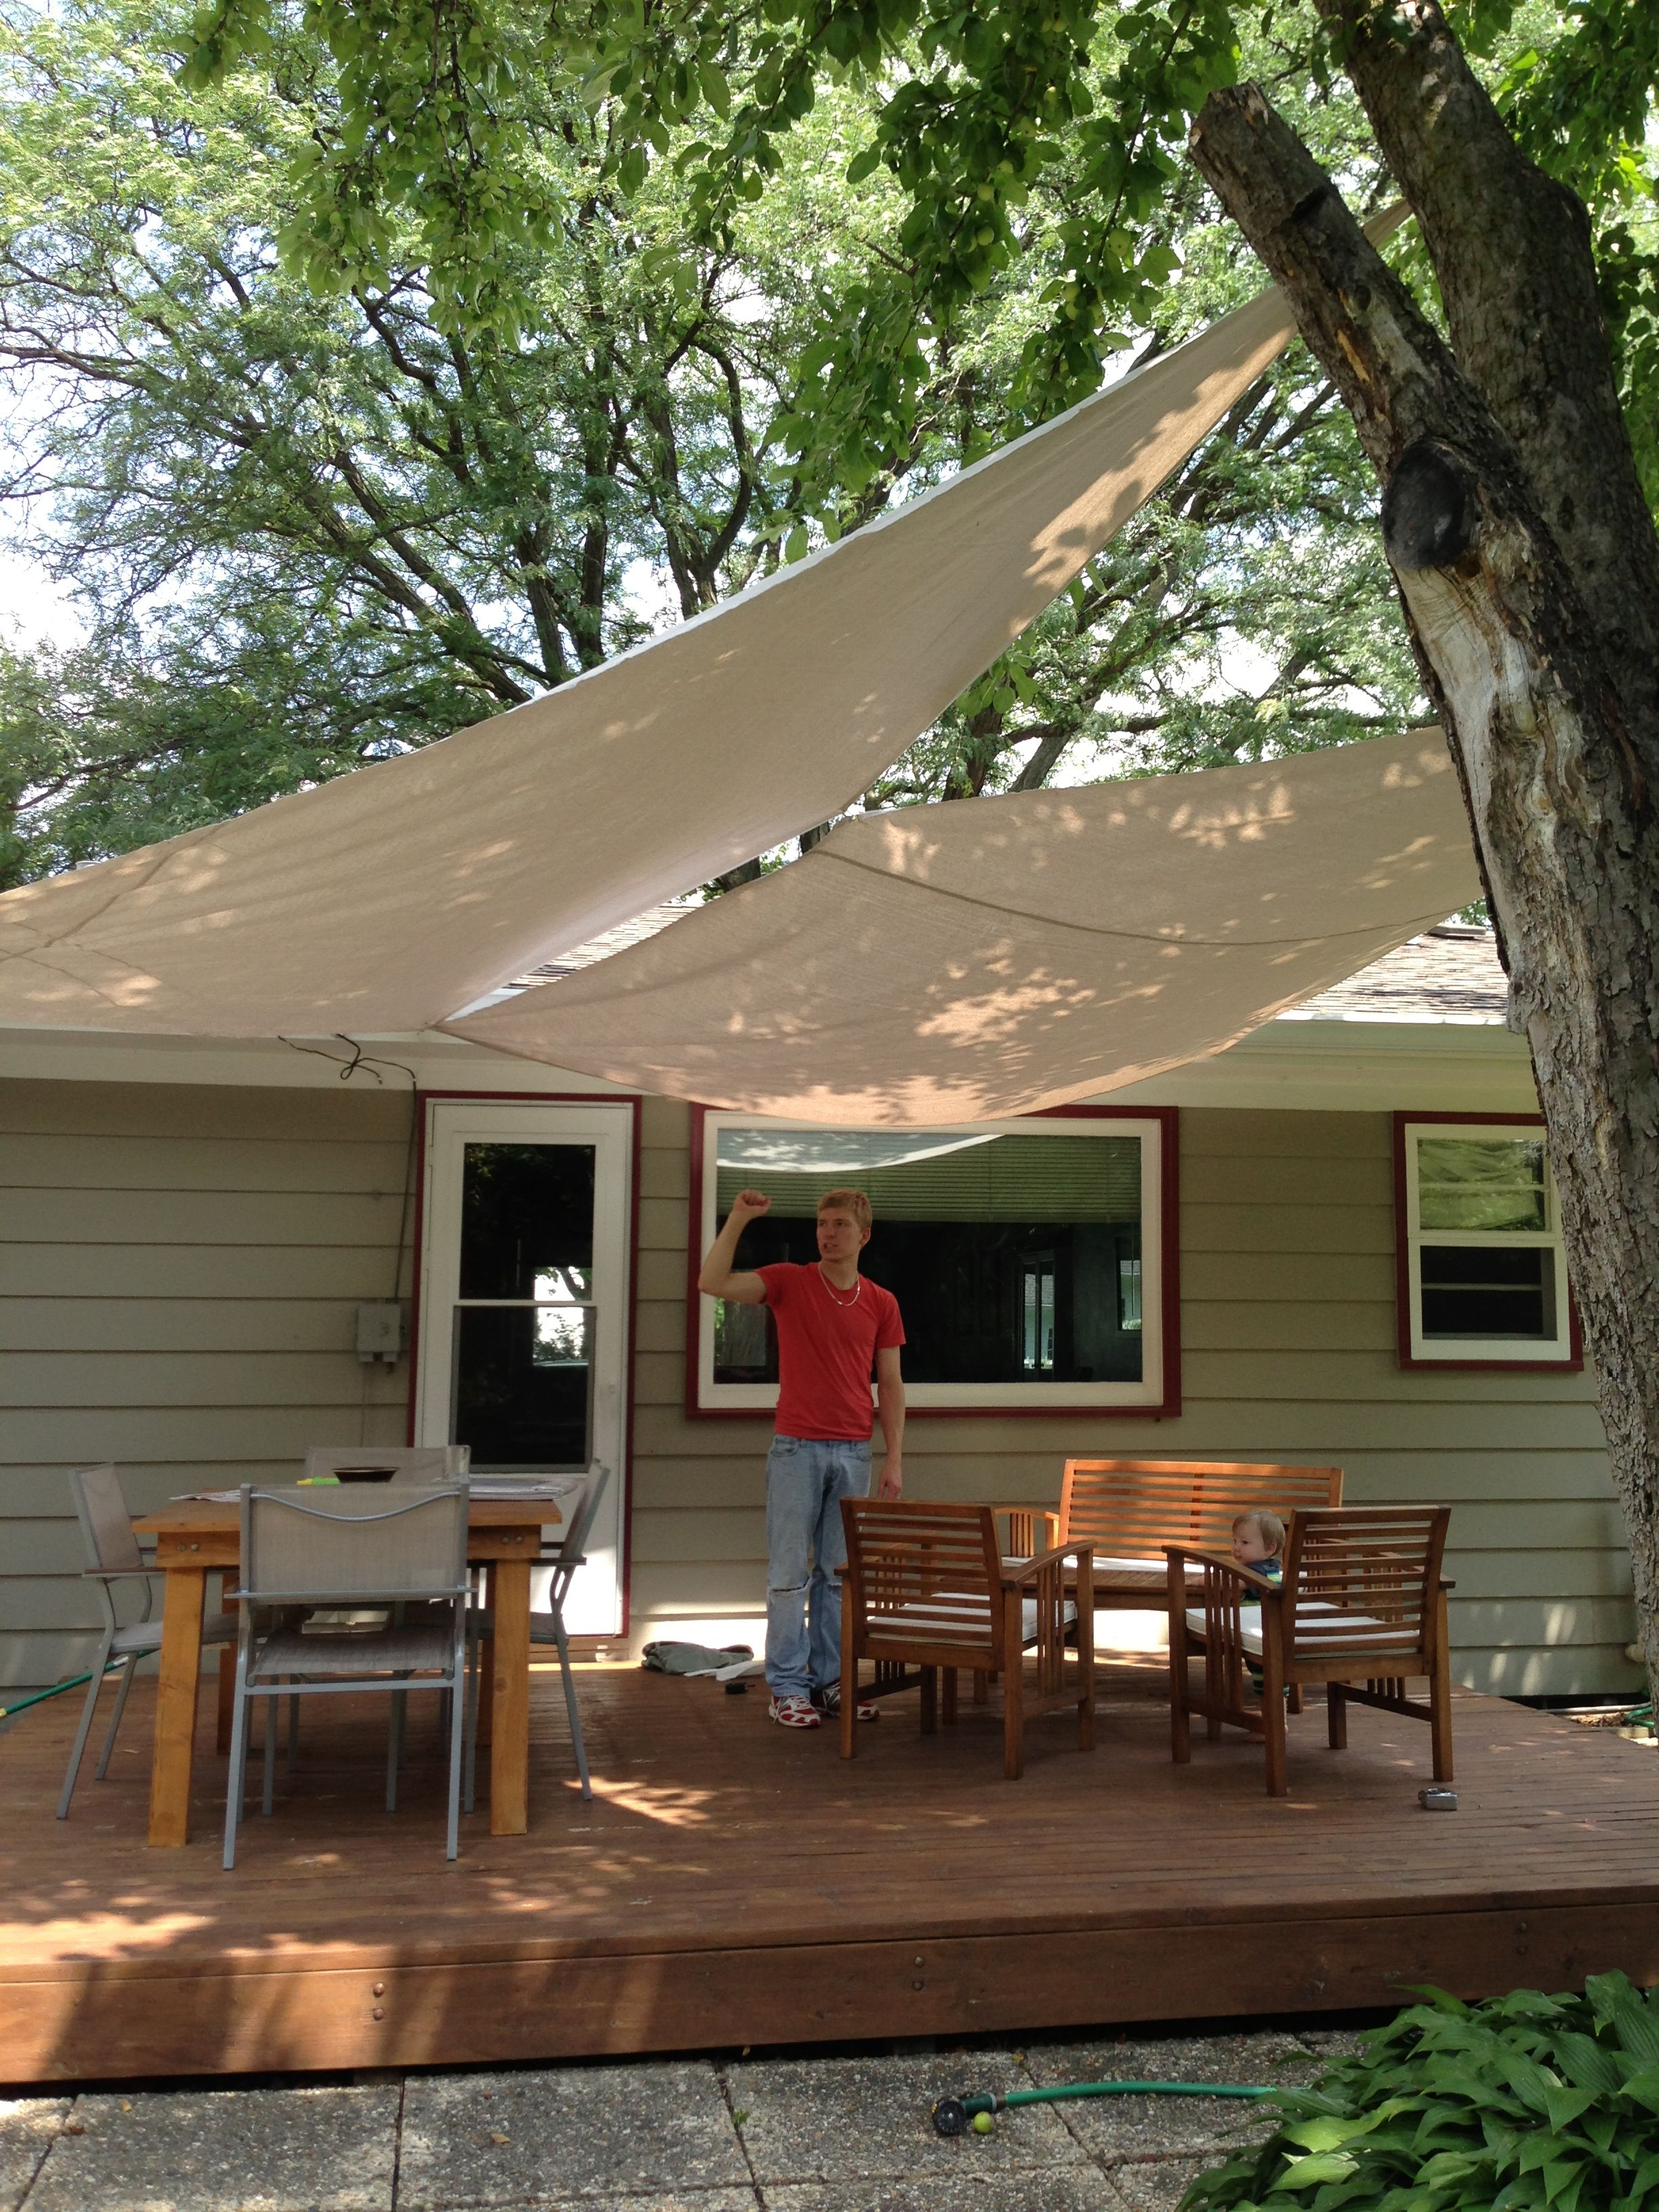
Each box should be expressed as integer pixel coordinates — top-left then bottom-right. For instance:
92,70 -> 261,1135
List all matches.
132,1492 -> 559,1848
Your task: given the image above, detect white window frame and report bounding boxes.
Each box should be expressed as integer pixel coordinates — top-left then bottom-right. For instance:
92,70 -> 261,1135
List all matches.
1399,1116 -> 1575,1367
693,1110 -> 1168,1413
416,1099 -> 634,1635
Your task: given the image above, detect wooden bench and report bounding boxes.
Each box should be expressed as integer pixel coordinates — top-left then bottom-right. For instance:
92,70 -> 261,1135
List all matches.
991,1458 -> 1345,1611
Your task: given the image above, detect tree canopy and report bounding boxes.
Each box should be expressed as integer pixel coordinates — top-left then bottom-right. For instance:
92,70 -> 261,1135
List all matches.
0,0 -> 1652,884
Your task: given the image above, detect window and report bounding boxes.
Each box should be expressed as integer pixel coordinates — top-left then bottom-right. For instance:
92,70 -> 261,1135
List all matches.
690,1108 -> 1176,1414
1395,1115 -> 1578,1368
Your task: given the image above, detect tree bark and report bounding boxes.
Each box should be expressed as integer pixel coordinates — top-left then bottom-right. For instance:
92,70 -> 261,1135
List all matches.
1189,73 -> 1659,1699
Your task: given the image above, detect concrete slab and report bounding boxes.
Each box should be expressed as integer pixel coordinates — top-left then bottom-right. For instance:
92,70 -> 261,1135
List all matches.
725,2053 -> 1087,2185
767,2174 -> 1120,2212
24,2085 -> 398,2212
1103,2156 -> 1217,2211
0,2099 -> 70,2212
398,2062 -> 749,2209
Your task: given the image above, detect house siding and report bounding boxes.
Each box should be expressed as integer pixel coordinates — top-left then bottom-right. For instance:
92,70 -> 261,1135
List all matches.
1,1080 -> 1635,1699
0,1080 -> 413,1686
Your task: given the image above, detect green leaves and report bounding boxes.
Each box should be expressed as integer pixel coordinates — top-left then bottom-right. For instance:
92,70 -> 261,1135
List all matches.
1180,1977 -> 1659,2212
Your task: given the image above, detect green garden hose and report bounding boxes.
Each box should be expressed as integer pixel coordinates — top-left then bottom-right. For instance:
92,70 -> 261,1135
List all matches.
0,1661 -> 120,1722
933,2080 -> 1274,2135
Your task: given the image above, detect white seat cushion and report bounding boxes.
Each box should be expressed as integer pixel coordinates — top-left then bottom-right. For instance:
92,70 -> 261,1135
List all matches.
868,1593 -> 1079,1647
1184,1605 -> 1416,1660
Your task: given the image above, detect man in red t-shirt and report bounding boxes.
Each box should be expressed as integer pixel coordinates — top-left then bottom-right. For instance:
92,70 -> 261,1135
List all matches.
698,1185 -> 905,1729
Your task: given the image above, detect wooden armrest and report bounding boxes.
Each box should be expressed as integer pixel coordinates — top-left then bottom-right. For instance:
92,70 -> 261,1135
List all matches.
1164,1546 -> 1282,1597
1002,1543 -> 1091,1586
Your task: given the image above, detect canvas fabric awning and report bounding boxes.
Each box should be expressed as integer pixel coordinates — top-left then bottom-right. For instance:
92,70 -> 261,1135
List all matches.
0,266 -> 1325,1040
447,731 -> 1481,1126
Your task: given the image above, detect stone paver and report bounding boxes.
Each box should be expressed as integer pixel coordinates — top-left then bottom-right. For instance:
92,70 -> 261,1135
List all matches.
1103,2156 -> 1218,2211
1023,2030 -> 1313,2159
0,2100 -> 70,2212
726,2052 -> 1085,2185
24,2085 -> 399,2212
397,2061 -> 748,2209
768,2173 -> 1120,2212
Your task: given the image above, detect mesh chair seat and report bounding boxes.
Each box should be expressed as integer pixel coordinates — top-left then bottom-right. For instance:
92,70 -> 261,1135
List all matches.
251,1622 -> 458,1679
109,1612 -> 238,1658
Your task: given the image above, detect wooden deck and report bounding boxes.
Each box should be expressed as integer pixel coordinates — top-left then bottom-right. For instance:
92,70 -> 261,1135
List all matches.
4,1658 -> 1659,2083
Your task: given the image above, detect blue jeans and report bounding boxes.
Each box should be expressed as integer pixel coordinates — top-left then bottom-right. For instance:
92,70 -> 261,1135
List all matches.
764,1435 -> 873,1702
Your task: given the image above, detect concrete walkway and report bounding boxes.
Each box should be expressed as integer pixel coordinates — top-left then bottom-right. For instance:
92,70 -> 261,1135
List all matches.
1,2023 -> 1365,2212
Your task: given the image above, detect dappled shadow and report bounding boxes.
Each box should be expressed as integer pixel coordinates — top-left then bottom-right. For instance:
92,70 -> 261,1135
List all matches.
3,1660 -> 1657,2087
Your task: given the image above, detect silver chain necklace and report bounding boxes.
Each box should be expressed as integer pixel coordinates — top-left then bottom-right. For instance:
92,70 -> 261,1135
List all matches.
818,1262 -> 862,1309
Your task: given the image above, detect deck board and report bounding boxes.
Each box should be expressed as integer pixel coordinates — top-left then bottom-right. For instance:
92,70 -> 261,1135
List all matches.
3,1661 -> 1658,2080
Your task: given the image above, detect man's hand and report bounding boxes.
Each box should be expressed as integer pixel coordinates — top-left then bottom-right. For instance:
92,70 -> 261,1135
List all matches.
878,1458 -> 903,1500
729,1187 -> 771,1221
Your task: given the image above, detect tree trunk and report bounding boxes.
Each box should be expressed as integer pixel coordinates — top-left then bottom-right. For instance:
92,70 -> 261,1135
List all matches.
1189,53 -> 1659,1700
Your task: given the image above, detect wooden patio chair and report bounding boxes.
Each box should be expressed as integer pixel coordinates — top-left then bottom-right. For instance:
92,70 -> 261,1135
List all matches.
1167,1504 -> 1454,1797
838,1499 -> 1094,1778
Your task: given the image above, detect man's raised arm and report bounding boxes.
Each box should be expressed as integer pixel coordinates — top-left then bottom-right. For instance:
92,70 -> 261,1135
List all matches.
697,1187 -> 771,1305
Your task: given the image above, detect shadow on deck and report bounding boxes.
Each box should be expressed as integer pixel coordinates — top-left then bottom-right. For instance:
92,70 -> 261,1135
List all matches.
3,1658 -> 1657,2083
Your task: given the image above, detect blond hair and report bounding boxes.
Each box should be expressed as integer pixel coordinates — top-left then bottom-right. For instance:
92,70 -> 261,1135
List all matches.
817,1187 -> 872,1235
1233,1509 -> 1286,1553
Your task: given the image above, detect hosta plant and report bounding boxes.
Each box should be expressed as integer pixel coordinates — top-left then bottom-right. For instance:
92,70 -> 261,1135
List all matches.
1183,1973 -> 1659,2212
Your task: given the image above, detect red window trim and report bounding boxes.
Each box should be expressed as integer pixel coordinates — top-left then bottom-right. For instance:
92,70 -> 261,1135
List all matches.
1392,1109 -> 1583,1373
407,1088 -> 643,1635
684,1101 -> 1182,1420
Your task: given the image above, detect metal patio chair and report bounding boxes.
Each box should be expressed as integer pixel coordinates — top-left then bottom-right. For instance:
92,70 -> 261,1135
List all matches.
463,1465 -> 612,1807
222,1482 -> 471,1867
56,1463 -> 239,1820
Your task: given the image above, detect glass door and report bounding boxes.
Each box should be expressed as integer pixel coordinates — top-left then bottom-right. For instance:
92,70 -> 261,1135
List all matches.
417,1101 -> 632,1635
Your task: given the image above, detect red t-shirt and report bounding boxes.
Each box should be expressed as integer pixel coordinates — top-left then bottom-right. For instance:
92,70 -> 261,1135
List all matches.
757,1263 -> 905,1442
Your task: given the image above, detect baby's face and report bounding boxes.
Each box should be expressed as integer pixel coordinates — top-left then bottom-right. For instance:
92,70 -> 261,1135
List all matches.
1232,1521 -> 1274,1567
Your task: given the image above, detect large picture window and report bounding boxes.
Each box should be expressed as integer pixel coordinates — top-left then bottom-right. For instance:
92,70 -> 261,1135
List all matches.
1395,1114 -> 1579,1368
689,1108 -> 1176,1414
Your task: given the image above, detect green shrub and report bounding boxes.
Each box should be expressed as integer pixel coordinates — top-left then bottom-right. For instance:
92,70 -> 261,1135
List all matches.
1183,1973 -> 1659,2212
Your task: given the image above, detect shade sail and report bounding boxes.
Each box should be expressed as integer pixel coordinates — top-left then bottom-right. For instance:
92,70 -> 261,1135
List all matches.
0,278 -> 1313,1038
448,731 -> 1481,1125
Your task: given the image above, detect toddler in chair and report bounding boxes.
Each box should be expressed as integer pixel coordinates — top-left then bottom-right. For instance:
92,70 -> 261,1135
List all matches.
1231,1509 -> 1285,1589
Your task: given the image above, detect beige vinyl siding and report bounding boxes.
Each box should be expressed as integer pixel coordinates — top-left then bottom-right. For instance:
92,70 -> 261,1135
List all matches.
0,1080 -> 414,1687
631,1101 -> 1635,1698
1,1080 -> 1635,1700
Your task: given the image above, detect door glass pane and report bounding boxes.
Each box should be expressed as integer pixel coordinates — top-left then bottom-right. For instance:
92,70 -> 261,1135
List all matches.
459,1143 -> 595,1296
452,1305 -> 594,1468
713,1126 -> 1143,1385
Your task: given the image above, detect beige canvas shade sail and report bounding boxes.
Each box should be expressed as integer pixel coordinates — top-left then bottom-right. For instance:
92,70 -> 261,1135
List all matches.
449,731 -> 1481,1126
0,281 -> 1311,1038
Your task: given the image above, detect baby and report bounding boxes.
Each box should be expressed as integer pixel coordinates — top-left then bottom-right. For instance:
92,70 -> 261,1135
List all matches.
1231,1509 -> 1286,1587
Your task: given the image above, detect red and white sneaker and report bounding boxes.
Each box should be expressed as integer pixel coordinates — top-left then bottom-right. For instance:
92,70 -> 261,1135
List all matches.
815,1684 -> 879,1722
769,1694 -> 821,1729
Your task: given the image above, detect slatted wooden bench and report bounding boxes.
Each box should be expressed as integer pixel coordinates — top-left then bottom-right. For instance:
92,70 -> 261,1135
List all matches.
994,1458 -> 1345,1613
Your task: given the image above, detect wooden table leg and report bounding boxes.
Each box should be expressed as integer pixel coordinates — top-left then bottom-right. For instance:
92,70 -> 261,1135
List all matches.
489,1557 -> 531,1837
149,1568 -> 205,1847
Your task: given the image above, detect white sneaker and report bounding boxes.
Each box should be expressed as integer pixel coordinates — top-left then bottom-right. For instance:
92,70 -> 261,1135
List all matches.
769,1695 -> 821,1729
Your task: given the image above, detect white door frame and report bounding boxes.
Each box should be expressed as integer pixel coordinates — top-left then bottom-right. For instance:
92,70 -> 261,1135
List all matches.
415,1097 -> 634,1637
